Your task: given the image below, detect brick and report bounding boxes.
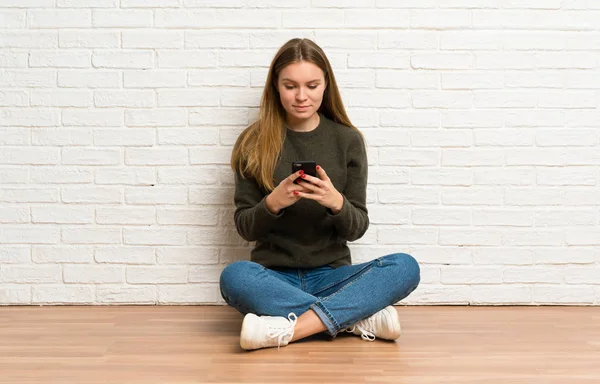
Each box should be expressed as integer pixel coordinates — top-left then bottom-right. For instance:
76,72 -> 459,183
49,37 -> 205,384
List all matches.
62,148 -> 121,165
439,229 -> 503,246
187,228 -> 246,246
376,70 -> 438,89
158,51 -> 218,69
125,186 -> 187,205
1,265 -> 61,283
29,51 -> 90,68
0,148 -> 59,164
31,167 -> 94,184
95,168 -> 156,186
1,227 -> 59,244
124,71 -> 186,88
0,247 -> 31,264
0,207 -> 29,224
64,265 -> 124,283
506,149 -> 566,166
379,148 -> 438,166
368,167 -> 410,184
127,266 -> 187,284
41,128 -> 92,149
97,285 -> 157,304
63,109 -> 123,127
33,246 -> 93,263
158,128 -> 219,145
189,265 -> 224,283
473,168 -> 534,186
94,128 -> 155,146
380,111 -> 439,128
537,167 -> 596,186
0,187 -> 58,203
411,129 -> 472,147
61,227 -> 122,244
158,89 -> 219,107
411,10 -> 471,28
0,10 -> 26,28
378,187 -> 440,205
29,10 -> 91,28
58,70 -> 120,88
157,208 -> 219,226
157,9 -> 281,28
535,210 -> 596,227
442,187 -> 503,206
124,228 -> 186,246
59,31 -> 119,48
0,70 -> 56,87
413,91 -> 472,109
475,52 -> 535,69
92,10 -> 153,28
185,31 -> 249,49
472,209 -> 533,227
122,30 -> 184,49
0,32 -> 57,48
189,187 -> 234,205
472,286 -> 532,305
32,206 -> 94,224
31,90 -> 92,107
412,208 -> 471,226
0,285 -> 31,305
411,168 -> 472,186
122,0 -> 180,6
61,186 -> 123,204
379,31 -> 438,49
475,129 -> 534,146
0,167 -> 28,183
189,147 -> 231,165
125,148 -> 187,165
157,247 -> 219,265
378,227 -> 437,245
442,267 -> 502,284
157,167 -> 219,184
412,53 -> 472,70
96,207 -> 155,225
442,72 -> 504,89
0,128 -> 29,145
533,285 -> 594,304
158,284 -> 218,304
94,90 -> 155,108
473,247 -> 534,265
32,286 -> 94,305
349,53 -> 410,69
190,108 -> 248,126
504,230 -> 564,246
92,51 -> 154,69
0,52 -> 28,68
58,0 -> 118,6
95,246 -> 155,264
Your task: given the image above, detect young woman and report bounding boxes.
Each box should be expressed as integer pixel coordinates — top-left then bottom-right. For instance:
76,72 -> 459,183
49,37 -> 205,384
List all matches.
221,38 -> 420,351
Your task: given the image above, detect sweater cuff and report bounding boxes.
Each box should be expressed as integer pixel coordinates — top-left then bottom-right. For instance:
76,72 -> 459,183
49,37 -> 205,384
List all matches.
257,196 -> 285,219
327,194 -> 351,221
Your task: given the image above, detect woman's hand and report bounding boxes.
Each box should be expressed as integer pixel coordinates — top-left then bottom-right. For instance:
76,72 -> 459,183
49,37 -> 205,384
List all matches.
295,165 -> 344,214
264,170 -> 311,214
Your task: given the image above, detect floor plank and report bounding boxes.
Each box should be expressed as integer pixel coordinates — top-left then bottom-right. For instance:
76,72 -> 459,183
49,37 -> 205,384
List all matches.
1,306 -> 599,383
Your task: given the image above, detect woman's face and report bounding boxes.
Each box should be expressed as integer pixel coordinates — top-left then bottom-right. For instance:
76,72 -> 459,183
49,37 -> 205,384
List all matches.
276,61 -> 327,126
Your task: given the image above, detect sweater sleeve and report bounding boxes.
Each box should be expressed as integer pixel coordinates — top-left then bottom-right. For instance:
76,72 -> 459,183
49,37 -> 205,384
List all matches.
233,170 -> 283,242
327,131 -> 370,241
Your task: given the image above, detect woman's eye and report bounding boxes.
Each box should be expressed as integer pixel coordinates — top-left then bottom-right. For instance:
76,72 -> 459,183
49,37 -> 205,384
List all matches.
285,85 -> 295,90
308,85 -> 317,89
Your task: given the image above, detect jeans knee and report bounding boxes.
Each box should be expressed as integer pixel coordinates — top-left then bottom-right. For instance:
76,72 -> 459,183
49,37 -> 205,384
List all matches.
387,253 -> 421,289
219,260 -> 260,299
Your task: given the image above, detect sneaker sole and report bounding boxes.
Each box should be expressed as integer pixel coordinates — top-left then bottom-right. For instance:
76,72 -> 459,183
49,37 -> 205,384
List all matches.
382,306 -> 402,341
240,313 -> 261,350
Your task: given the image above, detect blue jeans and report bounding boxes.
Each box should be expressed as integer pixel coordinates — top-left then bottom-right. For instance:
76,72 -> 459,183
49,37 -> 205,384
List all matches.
219,253 -> 421,337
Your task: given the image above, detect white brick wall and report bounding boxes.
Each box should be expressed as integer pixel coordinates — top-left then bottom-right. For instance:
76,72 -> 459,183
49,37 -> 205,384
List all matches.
0,1 -> 599,306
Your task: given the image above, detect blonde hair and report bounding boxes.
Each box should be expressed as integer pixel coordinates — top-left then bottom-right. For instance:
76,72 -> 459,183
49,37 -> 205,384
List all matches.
231,38 -> 359,191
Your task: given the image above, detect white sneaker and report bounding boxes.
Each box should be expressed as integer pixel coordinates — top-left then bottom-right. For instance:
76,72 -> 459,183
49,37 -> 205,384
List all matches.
345,306 -> 401,341
240,312 -> 298,350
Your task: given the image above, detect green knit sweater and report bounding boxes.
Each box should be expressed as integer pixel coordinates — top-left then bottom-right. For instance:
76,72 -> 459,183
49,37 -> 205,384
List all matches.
233,113 -> 369,269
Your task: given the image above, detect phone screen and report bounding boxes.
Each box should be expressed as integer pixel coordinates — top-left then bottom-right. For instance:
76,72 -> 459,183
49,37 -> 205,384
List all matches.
291,161 -> 317,184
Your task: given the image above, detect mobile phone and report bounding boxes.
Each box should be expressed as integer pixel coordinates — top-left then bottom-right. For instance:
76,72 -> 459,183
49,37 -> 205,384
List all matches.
291,160 -> 317,184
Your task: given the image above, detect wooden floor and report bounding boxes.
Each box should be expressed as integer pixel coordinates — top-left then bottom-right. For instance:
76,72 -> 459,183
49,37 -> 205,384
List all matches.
1,306 -> 599,384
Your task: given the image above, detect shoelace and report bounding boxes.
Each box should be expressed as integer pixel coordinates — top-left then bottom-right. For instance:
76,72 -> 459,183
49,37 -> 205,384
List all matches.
346,318 -> 376,341
267,313 -> 298,349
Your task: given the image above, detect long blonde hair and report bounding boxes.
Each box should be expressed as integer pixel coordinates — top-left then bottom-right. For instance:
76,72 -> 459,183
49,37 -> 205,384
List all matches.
231,38 -> 359,192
